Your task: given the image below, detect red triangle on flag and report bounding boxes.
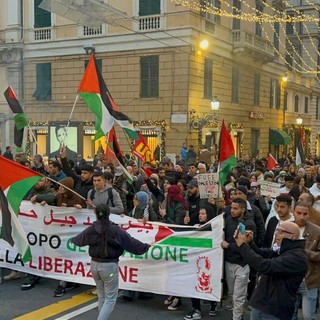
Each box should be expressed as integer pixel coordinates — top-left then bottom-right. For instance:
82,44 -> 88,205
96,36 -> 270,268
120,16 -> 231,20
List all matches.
267,153 -> 277,171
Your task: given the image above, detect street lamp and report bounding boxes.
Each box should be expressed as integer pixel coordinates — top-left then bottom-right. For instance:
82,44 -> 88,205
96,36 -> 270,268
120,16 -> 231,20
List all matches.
296,115 -> 303,125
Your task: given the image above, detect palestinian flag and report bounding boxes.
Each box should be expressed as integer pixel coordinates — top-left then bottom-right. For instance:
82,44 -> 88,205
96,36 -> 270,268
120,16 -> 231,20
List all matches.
106,128 -> 134,185
0,156 -> 42,262
267,153 -> 277,171
78,53 -> 138,140
295,127 -> 305,166
4,86 -> 29,150
218,120 -> 237,186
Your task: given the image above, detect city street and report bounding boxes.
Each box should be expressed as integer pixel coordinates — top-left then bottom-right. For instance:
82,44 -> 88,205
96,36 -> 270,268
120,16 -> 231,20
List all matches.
0,268 -> 247,320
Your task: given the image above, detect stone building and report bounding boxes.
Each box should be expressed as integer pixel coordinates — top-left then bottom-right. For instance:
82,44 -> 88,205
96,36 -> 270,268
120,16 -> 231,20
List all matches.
0,0 -> 319,161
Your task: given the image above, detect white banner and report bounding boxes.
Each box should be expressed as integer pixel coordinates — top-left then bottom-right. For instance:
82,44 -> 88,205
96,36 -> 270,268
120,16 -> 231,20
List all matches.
0,201 -> 223,300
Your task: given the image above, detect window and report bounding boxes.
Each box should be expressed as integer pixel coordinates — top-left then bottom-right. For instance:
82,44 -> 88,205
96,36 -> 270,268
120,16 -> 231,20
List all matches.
304,96 -> 309,114
232,0 -> 241,30
139,0 -> 160,16
231,67 -> 239,103
294,95 -> 299,112
204,59 -> 213,99
33,63 -> 52,100
270,79 -> 280,108
140,56 -> 159,98
274,22 -> 280,51
251,129 -> 260,157
284,90 -> 288,111
254,74 -> 260,106
34,0 -> 51,28
85,59 -> 102,73
200,0 -> 220,23
255,1 -> 264,37
286,13 -> 294,35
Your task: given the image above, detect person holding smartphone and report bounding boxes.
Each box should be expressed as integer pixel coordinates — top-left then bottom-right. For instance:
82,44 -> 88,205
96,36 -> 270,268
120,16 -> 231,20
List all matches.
220,198 -> 256,320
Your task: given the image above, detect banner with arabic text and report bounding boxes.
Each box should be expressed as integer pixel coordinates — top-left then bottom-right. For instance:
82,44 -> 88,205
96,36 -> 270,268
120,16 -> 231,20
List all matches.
0,201 -> 223,300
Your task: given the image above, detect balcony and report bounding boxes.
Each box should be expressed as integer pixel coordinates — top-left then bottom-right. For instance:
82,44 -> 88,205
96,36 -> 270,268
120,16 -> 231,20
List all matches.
137,15 -> 163,31
34,27 -> 52,41
232,30 -> 275,63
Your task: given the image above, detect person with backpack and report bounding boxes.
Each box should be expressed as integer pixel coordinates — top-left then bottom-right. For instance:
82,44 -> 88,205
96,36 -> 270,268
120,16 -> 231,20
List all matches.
87,171 -> 124,215
71,204 -> 151,320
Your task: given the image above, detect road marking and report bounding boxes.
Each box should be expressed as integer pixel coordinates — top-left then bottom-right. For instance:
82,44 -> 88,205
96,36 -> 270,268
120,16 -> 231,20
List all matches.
13,292 -> 96,320
54,302 -> 98,319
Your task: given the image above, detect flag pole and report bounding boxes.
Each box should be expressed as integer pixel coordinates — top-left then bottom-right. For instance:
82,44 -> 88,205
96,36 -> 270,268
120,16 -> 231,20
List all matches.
27,124 -> 39,147
65,94 -> 79,133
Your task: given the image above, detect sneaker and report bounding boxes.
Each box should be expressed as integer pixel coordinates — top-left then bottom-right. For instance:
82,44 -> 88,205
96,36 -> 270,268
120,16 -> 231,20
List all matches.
164,296 -> 174,305
54,285 -> 66,297
65,282 -> 79,290
224,303 -> 233,311
4,271 -> 21,280
167,297 -> 182,311
21,275 -> 40,290
209,307 -> 218,316
184,309 -> 202,320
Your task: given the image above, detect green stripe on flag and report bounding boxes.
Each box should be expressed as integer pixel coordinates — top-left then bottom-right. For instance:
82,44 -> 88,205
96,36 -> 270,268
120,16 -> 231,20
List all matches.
159,237 -> 213,248
7,176 -> 42,215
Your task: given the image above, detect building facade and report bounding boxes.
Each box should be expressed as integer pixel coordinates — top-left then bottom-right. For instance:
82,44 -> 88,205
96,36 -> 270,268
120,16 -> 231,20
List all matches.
0,0 -> 319,161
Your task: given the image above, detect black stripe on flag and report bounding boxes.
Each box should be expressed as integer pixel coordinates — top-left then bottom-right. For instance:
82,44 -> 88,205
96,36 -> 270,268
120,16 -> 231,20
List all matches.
0,187 -> 14,246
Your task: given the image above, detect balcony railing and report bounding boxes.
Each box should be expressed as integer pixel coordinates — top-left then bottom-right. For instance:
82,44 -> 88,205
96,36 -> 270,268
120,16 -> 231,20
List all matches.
138,15 -> 162,31
83,25 -> 103,36
34,28 -> 52,41
232,30 -> 274,60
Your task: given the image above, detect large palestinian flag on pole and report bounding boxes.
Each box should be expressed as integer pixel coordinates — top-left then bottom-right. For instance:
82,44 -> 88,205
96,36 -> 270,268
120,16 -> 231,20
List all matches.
0,156 -> 42,262
218,120 -> 237,186
4,86 -> 29,150
78,53 -> 138,141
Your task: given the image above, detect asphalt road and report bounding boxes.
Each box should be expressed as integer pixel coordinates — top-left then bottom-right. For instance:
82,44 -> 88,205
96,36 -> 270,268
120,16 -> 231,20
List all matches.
0,268 -> 244,320
1,268 -> 318,320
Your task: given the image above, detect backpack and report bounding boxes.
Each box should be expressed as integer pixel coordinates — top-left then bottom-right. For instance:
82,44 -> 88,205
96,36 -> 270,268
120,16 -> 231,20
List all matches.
90,188 -> 114,207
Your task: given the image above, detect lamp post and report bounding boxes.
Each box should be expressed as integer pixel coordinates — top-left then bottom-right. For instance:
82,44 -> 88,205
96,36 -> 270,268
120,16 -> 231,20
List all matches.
295,115 -> 303,165
211,96 -> 220,122
296,115 -> 303,126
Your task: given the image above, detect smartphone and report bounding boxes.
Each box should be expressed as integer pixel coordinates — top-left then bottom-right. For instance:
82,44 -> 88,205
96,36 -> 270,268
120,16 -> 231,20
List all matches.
238,222 -> 246,235
185,211 -> 189,217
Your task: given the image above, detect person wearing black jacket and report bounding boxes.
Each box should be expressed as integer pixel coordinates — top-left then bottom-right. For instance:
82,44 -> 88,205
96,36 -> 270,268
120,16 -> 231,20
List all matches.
234,221 -> 307,320
60,146 -> 93,207
71,204 -> 150,320
221,198 -> 256,320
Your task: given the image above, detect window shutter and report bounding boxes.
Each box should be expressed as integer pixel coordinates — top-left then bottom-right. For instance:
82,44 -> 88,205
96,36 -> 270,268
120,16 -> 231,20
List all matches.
34,0 -> 51,28
276,80 -> 281,108
204,59 -> 213,99
33,63 -> 52,100
139,0 -> 160,16
140,56 -> 159,98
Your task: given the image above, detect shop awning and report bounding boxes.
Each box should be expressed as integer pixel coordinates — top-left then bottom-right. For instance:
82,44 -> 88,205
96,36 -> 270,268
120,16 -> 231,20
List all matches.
269,129 -> 291,145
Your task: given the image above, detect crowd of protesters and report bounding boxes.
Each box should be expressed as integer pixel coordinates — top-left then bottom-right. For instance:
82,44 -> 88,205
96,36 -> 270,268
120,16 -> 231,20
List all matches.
2,142 -> 320,320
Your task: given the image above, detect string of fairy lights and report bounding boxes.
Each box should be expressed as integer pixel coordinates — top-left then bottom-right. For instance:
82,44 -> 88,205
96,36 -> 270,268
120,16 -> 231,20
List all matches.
240,0 -> 318,73
172,0 -> 320,74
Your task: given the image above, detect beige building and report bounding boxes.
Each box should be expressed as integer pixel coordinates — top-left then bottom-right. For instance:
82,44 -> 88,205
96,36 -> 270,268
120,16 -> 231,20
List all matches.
0,0 -> 319,162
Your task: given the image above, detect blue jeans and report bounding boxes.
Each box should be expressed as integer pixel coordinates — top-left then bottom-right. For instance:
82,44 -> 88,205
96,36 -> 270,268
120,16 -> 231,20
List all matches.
90,260 -> 119,320
292,280 -> 318,320
251,309 -> 282,320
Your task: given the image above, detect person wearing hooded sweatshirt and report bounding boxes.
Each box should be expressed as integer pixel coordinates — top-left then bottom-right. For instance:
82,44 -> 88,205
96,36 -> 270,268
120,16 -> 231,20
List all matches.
55,177 -> 83,207
184,205 -> 219,319
121,191 -> 157,301
159,185 -> 189,311
130,191 -> 158,222
71,204 -> 150,320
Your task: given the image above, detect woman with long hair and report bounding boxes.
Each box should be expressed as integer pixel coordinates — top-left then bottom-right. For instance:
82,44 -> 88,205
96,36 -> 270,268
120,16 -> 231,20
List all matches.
71,204 -> 150,320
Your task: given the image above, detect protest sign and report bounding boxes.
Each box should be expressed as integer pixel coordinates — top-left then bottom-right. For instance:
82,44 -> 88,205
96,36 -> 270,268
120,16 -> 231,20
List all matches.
197,173 -> 220,199
260,180 -> 281,198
